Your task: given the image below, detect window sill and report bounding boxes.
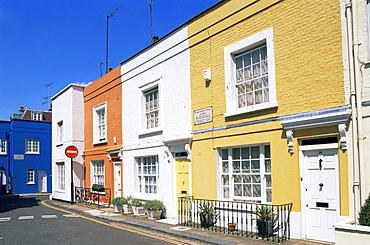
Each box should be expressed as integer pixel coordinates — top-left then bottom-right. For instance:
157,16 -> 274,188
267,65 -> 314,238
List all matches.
93,140 -> 107,146
25,152 -> 40,155
0,153 -> 7,155
224,101 -> 278,118
27,182 -> 35,185
139,128 -> 163,137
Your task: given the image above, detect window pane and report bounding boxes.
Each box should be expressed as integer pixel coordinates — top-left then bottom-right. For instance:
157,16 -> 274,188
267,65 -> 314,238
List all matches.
223,187 -> 230,199
251,160 -> 260,172
265,159 -> 271,173
234,175 -> 242,183
241,147 -> 249,159
252,175 -> 261,183
233,161 -> 240,173
266,175 -> 271,187
253,185 -> 261,197
232,148 -> 240,159
264,145 -> 271,158
266,189 -> 272,202
251,146 -> 259,158
234,184 -> 242,196
221,149 -> 228,160
222,162 -> 229,173
223,175 -> 229,186
244,184 -> 251,197
242,161 -> 250,173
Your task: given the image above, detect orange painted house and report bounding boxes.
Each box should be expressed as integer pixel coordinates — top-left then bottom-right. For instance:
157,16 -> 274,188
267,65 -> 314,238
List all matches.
83,66 -> 122,198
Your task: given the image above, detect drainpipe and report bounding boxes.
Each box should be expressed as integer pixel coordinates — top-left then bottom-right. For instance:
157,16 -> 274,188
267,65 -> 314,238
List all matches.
345,0 -> 364,224
351,0 -> 366,209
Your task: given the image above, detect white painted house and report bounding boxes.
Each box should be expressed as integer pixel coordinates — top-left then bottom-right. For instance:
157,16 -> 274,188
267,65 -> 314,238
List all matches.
51,83 -> 85,202
121,25 -> 192,218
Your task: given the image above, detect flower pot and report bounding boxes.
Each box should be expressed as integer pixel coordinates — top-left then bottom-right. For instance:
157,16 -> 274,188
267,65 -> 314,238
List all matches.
200,213 -> 216,228
257,220 -> 274,238
228,223 -> 237,232
113,204 -> 123,213
123,204 -> 133,214
148,210 -> 162,220
133,206 -> 145,215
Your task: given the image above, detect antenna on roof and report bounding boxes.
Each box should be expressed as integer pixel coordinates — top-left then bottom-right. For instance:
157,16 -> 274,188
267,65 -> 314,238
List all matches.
148,1 -> 154,42
89,60 -> 105,77
106,4 -> 123,74
43,83 -> 53,110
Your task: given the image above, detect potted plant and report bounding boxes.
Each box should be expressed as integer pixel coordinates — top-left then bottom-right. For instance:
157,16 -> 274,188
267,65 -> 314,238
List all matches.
253,205 -> 278,238
132,198 -> 145,215
358,194 -> 370,226
92,184 -> 104,192
228,222 -> 237,232
111,197 -> 126,212
123,195 -> 133,214
144,200 -> 165,220
198,202 -> 219,228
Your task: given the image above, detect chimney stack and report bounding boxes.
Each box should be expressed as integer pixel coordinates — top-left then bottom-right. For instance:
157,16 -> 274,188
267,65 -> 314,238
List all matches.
151,36 -> 159,43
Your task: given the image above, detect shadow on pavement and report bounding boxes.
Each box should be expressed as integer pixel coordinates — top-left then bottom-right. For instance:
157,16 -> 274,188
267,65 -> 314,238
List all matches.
0,196 -> 42,213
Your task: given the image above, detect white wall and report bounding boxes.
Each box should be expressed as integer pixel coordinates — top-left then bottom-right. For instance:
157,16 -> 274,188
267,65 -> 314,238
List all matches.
121,25 -> 191,218
51,84 -> 85,202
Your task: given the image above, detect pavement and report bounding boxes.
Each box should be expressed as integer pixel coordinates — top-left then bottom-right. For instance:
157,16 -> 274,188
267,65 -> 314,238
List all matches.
37,196 -> 335,245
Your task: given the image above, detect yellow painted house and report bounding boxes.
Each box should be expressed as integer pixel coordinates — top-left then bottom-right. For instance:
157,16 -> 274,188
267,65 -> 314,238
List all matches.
187,0 -> 349,242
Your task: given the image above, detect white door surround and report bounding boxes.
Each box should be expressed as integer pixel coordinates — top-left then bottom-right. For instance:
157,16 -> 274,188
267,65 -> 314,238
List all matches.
38,170 -> 47,192
113,162 -> 122,198
300,143 -> 339,242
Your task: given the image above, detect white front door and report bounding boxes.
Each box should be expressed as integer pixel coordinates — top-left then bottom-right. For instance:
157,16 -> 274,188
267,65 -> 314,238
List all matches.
38,170 -> 47,192
113,162 -> 122,198
303,149 -> 339,242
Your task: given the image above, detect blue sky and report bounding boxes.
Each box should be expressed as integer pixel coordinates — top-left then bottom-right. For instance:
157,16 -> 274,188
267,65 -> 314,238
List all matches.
0,0 -> 219,121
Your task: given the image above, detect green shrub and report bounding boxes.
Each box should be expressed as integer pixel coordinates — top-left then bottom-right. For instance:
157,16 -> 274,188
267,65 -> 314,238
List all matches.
143,200 -> 165,211
132,198 -> 143,207
358,194 -> 370,226
92,184 -> 104,192
112,197 -> 127,206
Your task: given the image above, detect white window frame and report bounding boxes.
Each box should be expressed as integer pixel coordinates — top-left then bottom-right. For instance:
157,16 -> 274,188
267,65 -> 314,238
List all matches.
91,160 -> 105,186
219,144 -> 271,204
56,162 -> 65,191
224,28 -> 277,117
93,102 -> 107,144
57,120 -> 63,144
32,112 -> 43,121
136,156 -> 159,195
0,139 -> 6,155
139,79 -> 162,135
27,168 -> 35,184
26,138 -> 40,154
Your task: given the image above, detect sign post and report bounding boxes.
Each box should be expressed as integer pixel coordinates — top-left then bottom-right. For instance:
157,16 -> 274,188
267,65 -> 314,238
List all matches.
65,145 -> 78,205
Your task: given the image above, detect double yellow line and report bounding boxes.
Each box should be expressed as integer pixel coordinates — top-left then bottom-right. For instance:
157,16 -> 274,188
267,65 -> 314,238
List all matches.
41,200 -> 187,245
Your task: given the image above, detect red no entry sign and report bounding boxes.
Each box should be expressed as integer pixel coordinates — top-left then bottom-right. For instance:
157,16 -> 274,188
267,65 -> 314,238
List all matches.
65,145 -> 78,158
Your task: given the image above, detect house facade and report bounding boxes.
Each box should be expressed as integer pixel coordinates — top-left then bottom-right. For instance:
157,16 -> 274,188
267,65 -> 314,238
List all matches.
51,83 -> 85,202
188,0 -> 348,242
83,66 -> 122,199
333,0 -> 370,242
121,25 -> 192,218
0,116 -> 52,195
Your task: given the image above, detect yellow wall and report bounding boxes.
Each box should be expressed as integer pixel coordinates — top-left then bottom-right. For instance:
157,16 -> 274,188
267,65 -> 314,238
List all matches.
190,0 -> 344,131
188,0 -> 347,214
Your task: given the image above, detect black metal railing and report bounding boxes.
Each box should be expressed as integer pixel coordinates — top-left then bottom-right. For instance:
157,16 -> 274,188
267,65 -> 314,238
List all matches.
75,187 -> 112,207
178,196 -> 292,243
